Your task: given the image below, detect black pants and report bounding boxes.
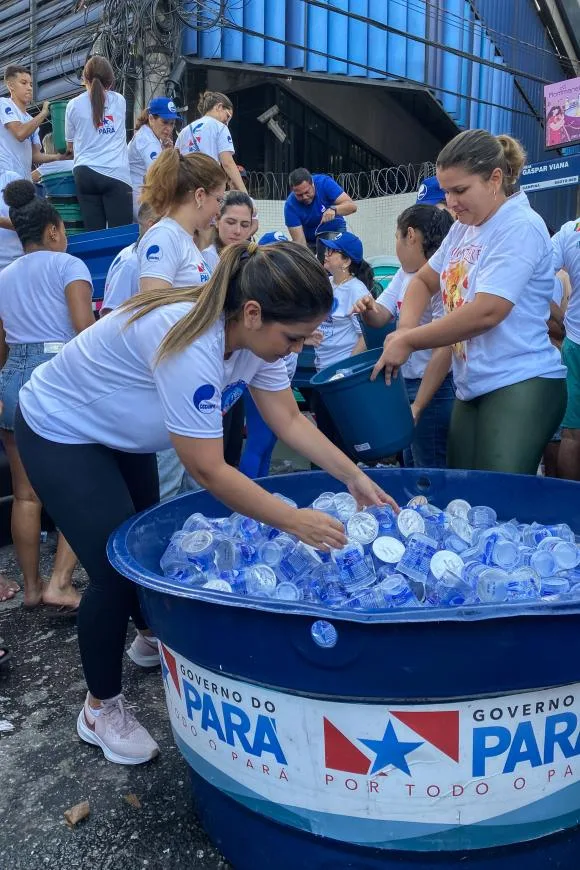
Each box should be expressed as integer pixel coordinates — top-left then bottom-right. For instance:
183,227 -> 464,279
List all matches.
15,407 -> 159,700
223,399 -> 245,468
73,166 -> 133,231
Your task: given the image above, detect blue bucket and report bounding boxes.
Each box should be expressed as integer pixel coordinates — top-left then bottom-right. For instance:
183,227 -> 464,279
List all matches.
108,468 -> 580,870
358,315 -> 396,350
42,170 -> 77,197
309,347 -> 413,460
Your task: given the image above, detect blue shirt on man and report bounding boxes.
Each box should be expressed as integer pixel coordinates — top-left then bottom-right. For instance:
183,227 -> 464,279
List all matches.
284,173 -> 347,245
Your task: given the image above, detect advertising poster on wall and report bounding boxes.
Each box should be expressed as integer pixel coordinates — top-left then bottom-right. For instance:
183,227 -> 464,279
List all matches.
544,77 -> 580,150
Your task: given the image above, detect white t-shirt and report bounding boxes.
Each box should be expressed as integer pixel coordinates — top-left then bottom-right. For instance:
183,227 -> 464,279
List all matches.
104,242 -> 136,296
138,217 -> 211,287
0,98 -> 40,179
552,275 -> 565,307
552,218 -> 580,345
283,353 -> 298,381
19,306 -> 289,452
102,248 -> 139,311
0,170 -> 24,272
0,250 -> 92,343
377,268 -> 447,381
175,116 -> 234,163
65,91 -> 131,186
128,125 -> 162,190
202,243 -> 219,273
315,276 -> 366,372
429,192 -> 565,401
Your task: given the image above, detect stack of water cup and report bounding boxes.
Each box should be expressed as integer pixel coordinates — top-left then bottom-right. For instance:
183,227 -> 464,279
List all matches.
158,492 -> 580,611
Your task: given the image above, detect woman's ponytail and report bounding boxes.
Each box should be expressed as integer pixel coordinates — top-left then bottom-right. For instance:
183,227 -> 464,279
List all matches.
83,56 -> 115,129
141,150 -> 226,214
351,259 -> 375,292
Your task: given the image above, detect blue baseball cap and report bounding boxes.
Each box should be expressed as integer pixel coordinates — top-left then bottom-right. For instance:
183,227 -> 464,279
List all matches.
319,231 -> 363,263
258,231 -> 289,246
147,97 -> 181,121
416,175 -> 446,206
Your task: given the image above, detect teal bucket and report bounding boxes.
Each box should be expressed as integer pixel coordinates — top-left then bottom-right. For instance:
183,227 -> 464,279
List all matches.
309,347 -> 413,461
50,100 -> 68,154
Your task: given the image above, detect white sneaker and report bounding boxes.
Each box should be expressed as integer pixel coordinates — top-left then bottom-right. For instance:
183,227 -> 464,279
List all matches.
77,693 -> 160,765
127,633 -> 160,667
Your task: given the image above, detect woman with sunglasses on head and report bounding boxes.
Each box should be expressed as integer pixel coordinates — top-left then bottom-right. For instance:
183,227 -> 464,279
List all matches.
128,97 -> 181,220
176,91 -> 247,194
137,150 -> 224,294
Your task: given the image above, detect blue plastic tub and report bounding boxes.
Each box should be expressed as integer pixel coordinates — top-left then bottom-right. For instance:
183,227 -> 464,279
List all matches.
66,224 -> 139,299
108,469 -> 580,870
310,347 -> 413,460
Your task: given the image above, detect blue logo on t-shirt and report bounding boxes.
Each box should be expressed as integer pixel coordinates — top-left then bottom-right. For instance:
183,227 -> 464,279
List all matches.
150,151 -> 158,160
331,297 -> 339,314
193,384 -> 219,414
146,244 -> 161,262
221,380 -> 247,414
5,106 -> 12,115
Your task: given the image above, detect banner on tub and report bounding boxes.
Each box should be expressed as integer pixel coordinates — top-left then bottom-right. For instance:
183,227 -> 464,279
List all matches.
160,642 -> 580,850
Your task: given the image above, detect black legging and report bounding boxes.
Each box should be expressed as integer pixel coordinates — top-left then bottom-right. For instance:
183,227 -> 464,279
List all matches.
73,166 -> 133,231
15,407 -> 159,700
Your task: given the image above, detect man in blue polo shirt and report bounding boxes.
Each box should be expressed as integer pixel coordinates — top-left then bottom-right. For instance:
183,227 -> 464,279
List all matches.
284,167 -> 357,252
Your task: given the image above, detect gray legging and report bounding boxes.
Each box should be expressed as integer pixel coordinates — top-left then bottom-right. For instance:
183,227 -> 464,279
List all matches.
447,376 -> 567,475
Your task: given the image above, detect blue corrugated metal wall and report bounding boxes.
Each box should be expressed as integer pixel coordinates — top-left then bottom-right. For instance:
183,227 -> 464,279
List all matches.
191,0 -> 515,134
187,0 -> 576,224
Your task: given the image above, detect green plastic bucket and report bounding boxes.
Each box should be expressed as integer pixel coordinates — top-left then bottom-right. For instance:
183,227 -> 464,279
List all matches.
52,202 -> 83,223
50,100 -> 69,154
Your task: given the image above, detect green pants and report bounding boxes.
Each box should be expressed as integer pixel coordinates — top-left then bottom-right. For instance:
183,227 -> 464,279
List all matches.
447,377 -> 567,475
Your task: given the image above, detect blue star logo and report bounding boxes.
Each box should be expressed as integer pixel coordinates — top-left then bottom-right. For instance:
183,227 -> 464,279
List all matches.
360,721 -> 423,775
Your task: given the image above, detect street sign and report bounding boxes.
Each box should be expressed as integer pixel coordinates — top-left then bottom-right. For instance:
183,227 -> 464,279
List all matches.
520,155 -> 580,193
